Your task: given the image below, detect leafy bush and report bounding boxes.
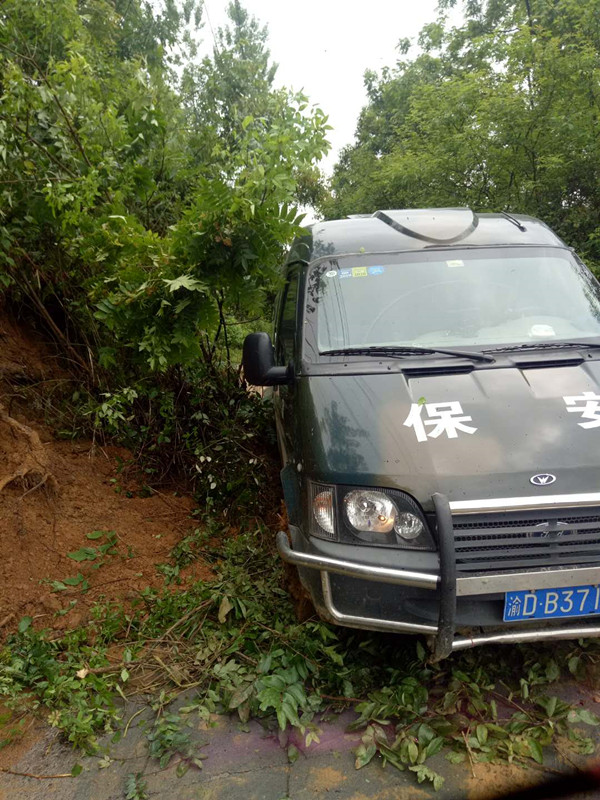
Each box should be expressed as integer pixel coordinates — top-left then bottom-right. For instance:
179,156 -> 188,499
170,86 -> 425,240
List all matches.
80,362 -> 279,521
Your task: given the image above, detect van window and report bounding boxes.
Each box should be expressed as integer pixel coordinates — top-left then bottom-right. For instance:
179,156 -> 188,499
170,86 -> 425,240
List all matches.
277,271 -> 299,364
307,248 -> 600,353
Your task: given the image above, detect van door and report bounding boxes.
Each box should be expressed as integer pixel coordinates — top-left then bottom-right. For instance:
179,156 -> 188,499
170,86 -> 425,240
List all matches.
273,267 -> 299,468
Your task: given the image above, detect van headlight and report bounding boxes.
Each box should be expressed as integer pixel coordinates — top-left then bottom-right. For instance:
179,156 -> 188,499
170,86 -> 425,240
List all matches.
309,483 -> 435,550
344,489 -> 397,534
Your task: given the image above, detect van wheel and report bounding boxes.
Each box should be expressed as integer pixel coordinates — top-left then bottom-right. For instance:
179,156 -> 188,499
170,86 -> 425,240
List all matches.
283,562 -> 316,622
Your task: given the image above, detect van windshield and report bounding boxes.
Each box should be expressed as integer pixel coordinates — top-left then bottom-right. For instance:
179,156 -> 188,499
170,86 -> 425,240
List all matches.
307,247 -> 600,354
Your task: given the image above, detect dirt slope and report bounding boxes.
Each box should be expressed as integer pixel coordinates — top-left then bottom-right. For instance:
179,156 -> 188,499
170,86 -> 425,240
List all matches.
0,313 -> 210,633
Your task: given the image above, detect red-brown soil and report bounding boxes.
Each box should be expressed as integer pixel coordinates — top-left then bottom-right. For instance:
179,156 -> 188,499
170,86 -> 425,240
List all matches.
0,313 -> 212,634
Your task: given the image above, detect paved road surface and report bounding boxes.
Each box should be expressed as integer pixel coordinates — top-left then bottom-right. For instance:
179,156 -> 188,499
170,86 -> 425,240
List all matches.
2,685 -> 600,800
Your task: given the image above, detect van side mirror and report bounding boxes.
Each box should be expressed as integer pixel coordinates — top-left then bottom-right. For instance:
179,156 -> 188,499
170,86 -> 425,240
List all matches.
243,332 -> 291,386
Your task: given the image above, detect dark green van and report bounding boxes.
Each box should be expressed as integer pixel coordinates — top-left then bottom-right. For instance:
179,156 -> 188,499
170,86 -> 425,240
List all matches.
243,208 -> 600,660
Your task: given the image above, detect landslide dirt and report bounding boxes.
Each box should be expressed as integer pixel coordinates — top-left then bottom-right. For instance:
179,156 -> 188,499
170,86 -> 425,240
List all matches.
0,312 -> 211,634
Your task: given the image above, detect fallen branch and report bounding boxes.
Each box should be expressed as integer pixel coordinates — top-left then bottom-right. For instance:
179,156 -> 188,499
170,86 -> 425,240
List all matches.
0,767 -> 73,780
462,730 -> 477,778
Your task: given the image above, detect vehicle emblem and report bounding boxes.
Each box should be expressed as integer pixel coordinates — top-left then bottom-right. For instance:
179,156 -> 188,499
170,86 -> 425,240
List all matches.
533,520 -> 570,539
530,473 -> 556,486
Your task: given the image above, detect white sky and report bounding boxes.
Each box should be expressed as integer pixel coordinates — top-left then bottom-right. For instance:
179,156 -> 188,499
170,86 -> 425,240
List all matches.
201,0 -> 444,174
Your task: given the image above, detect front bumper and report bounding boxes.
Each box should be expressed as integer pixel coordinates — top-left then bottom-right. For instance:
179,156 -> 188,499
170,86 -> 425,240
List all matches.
277,492 -> 600,659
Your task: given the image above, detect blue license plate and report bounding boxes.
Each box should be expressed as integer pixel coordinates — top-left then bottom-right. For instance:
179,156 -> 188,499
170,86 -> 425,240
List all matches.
504,584 -> 600,622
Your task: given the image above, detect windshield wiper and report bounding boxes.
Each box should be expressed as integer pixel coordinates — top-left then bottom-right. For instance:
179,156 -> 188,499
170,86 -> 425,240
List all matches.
321,346 -> 495,363
485,341 -> 600,354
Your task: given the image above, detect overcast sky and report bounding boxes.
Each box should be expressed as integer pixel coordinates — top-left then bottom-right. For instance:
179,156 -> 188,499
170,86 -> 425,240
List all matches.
201,0 -> 445,174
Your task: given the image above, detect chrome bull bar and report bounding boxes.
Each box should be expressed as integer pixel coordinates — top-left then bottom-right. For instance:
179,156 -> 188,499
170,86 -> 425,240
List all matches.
276,490 -> 600,658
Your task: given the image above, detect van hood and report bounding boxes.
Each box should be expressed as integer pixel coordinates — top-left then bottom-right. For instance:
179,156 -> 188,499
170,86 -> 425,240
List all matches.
297,361 -> 600,509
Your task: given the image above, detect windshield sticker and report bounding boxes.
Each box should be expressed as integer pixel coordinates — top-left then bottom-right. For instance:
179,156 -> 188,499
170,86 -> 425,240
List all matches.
446,259 -> 464,268
564,392 -> 600,429
368,266 -> 385,276
404,401 -> 477,443
338,268 -> 352,279
351,267 -> 368,277
530,324 -> 556,338
325,270 -> 337,278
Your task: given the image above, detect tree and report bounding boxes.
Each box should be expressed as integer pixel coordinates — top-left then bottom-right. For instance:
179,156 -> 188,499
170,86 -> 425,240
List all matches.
0,0 -> 330,376
325,0 -> 600,265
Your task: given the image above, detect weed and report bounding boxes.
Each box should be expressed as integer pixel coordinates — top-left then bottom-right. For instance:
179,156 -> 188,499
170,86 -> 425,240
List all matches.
124,773 -> 148,800
68,531 -> 118,565
146,707 -> 206,773
169,527 -> 212,570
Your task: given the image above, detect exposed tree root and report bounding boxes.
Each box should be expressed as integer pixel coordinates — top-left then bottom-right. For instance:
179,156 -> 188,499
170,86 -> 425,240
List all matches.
0,402 -> 57,495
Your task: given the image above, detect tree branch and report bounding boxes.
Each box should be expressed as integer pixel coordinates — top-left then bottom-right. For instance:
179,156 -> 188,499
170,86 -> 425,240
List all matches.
0,115 -> 79,179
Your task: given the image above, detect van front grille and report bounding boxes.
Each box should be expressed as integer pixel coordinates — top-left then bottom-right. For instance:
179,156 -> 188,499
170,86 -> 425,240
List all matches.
451,509 -> 600,573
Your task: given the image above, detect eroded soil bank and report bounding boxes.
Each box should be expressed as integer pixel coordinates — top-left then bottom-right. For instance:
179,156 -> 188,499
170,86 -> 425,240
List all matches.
0,312 -> 210,634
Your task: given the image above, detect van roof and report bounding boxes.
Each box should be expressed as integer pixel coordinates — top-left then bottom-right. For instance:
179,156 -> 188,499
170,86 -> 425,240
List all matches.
286,209 -> 566,265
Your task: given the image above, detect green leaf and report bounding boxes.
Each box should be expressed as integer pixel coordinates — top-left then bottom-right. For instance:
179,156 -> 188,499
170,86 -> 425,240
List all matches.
425,736 -> 445,758
286,683 -> 306,706
355,743 -> 377,769
476,724 -> 488,745
18,616 -> 32,633
86,531 -> 105,540
544,696 -> 558,718
281,698 -> 300,726
442,691 -> 458,712
287,744 -> 299,764
163,275 -> 205,293
64,574 -> 84,586
176,761 -> 189,778
577,708 -> 600,726
276,707 -> 287,730
71,764 -> 83,777
528,738 -> 544,764
408,740 -> 419,764
568,656 -> 581,675
257,687 -> 281,711
229,682 -> 254,710
545,659 -> 560,682
446,750 -> 466,764
67,547 -> 98,562
417,723 -> 435,745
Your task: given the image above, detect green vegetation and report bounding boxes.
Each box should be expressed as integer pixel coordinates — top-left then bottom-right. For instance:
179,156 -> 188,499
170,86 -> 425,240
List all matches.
326,0 -> 600,267
2,528 -> 600,791
0,0 -> 328,517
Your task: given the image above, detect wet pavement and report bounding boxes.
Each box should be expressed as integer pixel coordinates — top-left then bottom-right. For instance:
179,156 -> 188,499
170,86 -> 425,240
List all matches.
2,689 -> 600,800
